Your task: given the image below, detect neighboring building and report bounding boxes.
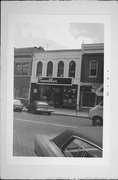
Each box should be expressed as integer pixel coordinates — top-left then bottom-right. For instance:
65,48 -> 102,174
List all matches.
14,46 -> 44,105
30,49 -> 82,109
80,43 -> 104,108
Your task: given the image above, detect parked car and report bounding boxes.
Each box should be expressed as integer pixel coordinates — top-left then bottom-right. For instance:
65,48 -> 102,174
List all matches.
27,101 -> 55,115
89,101 -> 103,126
34,128 -> 102,157
13,99 -> 24,112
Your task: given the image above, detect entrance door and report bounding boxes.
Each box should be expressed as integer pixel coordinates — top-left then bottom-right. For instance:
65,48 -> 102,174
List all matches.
53,87 -> 63,108
81,92 -> 96,107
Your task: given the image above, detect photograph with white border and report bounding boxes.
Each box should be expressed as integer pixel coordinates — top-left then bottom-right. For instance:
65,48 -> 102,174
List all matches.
1,1 -> 117,179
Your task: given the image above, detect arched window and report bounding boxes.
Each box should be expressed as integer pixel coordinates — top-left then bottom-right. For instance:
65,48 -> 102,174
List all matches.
36,61 -> 43,77
57,61 -> 64,77
47,61 -> 53,76
69,61 -> 76,77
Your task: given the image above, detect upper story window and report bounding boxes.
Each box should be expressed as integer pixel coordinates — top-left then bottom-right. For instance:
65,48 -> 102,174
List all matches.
89,60 -> 98,77
69,61 -> 76,78
22,63 -> 29,75
14,62 -> 30,76
14,63 -> 22,75
47,61 -> 53,77
36,61 -> 43,77
57,61 -> 64,77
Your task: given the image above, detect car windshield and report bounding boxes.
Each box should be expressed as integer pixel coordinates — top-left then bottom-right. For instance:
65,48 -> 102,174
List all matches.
99,101 -> 103,106
62,137 -> 102,157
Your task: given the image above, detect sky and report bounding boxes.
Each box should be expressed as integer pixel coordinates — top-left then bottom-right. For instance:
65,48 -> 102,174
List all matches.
14,21 -> 104,50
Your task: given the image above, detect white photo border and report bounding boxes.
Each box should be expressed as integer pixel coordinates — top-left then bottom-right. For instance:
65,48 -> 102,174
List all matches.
1,1 -> 116,179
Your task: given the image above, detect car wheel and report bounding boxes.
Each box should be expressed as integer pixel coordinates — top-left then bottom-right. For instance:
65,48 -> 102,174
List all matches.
48,112 -> 51,115
32,109 -> 36,114
92,116 -> 103,126
27,109 -> 30,113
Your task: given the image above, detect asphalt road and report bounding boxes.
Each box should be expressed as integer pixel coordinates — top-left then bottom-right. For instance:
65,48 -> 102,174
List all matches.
13,111 -> 102,156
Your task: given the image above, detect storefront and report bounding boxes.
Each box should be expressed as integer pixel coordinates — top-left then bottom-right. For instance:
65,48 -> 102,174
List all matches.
30,77 -> 78,109
80,84 -> 103,108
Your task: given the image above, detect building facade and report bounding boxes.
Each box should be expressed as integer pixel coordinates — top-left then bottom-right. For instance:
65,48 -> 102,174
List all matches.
14,47 -> 44,105
80,43 -> 104,108
14,43 -> 104,109
30,49 -> 82,109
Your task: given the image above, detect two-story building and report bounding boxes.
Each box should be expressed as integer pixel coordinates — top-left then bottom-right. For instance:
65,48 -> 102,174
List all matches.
14,46 -> 44,105
30,49 -> 82,109
80,43 -> 104,108
14,43 -> 104,110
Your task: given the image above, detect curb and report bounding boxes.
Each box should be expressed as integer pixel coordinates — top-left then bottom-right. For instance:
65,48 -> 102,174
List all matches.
52,112 -> 89,118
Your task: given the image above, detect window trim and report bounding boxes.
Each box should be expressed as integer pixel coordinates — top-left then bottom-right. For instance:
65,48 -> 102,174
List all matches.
14,62 -> 30,76
57,61 -> 64,77
47,61 -> 53,77
36,61 -> 43,77
68,60 -> 76,78
89,60 -> 98,78
61,135 -> 102,152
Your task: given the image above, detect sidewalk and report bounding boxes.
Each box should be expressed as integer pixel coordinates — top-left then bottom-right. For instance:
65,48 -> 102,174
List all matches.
52,108 -> 89,118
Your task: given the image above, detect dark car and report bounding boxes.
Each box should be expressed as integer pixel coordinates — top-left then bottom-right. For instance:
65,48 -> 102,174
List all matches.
34,128 -> 103,157
13,99 -> 24,112
27,101 -> 55,115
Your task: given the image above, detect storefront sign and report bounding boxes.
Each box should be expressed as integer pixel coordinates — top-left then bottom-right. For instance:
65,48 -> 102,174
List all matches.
37,77 -> 72,85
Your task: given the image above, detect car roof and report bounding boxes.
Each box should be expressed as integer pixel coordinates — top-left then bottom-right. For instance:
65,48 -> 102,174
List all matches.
52,128 -> 103,149
14,99 -> 21,102
34,101 -> 48,104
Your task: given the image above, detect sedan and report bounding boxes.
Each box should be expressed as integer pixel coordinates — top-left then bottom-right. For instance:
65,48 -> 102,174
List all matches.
27,101 -> 55,115
34,128 -> 103,157
13,99 -> 24,112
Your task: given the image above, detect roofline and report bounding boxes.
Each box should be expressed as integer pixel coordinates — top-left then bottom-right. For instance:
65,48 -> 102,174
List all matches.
82,43 -> 104,50
37,49 -> 81,53
14,47 -> 38,50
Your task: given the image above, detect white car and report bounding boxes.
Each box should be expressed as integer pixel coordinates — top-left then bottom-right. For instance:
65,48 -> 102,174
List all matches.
27,101 -> 55,115
89,101 -> 103,126
13,99 -> 24,112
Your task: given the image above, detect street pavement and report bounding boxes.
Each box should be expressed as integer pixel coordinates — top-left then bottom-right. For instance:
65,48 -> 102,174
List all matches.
13,111 -> 102,156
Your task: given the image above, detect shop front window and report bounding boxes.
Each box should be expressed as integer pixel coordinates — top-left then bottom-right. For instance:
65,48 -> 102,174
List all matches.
47,61 -> 53,77
63,86 -> 77,109
36,61 -> 43,77
69,61 -> 76,78
57,61 -> 64,77
14,87 -> 29,99
21,87 -> 29,98
82,92 -> 96,107
14,87 -> 20,98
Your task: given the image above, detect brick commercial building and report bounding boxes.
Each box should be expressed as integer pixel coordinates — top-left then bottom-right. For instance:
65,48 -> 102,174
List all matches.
14,46 -> 44,106
80,43 -> 104,108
